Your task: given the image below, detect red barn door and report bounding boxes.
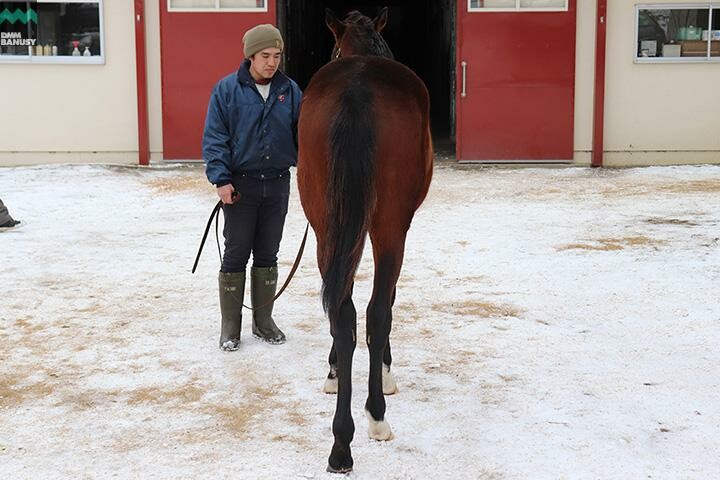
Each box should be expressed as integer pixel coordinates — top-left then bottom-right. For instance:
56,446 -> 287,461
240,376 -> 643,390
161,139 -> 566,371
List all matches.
456,0 -> 577,162
159,1 -> 275,160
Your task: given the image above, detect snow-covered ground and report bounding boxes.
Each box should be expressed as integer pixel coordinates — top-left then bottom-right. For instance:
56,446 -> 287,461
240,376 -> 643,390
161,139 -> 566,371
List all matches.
1,163 -> 719,479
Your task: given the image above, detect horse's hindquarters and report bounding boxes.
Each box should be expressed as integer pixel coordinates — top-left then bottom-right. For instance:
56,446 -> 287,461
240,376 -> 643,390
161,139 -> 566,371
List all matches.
297,92 -> 335,237
368,60 -> 433,222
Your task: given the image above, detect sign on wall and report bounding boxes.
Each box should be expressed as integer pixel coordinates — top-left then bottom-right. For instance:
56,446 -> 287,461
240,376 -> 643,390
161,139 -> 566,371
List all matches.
0,0 -> 104,63
0,1 -> 37,50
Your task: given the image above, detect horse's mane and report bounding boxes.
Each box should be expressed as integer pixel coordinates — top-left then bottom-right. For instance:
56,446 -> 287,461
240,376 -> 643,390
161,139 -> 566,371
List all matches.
342,10 -> 394,59
344,10 -> 372,26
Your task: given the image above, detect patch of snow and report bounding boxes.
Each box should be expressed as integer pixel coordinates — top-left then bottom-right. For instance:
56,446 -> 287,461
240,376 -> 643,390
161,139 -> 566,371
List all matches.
1,163 -> 719,479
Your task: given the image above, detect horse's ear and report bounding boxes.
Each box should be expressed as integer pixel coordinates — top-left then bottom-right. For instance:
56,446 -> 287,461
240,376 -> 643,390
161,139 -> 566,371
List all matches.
325,8 -> 345,39
373,7 -> 389,33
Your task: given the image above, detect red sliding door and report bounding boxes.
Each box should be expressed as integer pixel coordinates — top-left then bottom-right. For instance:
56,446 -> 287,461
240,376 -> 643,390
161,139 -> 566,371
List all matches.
456,0 -> 577,161
159,0 -> 275,160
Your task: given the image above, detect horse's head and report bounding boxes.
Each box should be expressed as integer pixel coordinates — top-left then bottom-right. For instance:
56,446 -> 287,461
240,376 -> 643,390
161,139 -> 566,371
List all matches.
325,7 -> 394,61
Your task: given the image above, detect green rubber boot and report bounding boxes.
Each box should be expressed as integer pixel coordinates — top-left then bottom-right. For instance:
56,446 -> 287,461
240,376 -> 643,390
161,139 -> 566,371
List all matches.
218,271 -> 245,351
250,266 -> 286,345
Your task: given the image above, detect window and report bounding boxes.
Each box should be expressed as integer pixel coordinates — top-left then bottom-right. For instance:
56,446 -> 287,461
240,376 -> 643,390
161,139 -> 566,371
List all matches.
469,0 -> 567,11
0,0 -> 104,64
636,4 -> 720,62
168,0 -> 267,12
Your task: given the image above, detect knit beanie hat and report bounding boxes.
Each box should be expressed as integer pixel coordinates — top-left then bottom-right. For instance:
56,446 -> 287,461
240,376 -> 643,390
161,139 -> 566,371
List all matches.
243,24 -> 284,58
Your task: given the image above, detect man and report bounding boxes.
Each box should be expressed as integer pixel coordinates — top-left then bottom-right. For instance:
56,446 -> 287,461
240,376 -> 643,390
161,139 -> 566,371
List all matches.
202,24 -> 302,351
0,198 -> 20,229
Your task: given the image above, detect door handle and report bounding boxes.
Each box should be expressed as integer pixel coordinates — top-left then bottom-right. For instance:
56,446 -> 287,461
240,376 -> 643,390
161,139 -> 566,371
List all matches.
461,61 -> 467,98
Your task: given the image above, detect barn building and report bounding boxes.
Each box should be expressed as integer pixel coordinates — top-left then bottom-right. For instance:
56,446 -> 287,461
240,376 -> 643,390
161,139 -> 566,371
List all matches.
0,0 -> 718,167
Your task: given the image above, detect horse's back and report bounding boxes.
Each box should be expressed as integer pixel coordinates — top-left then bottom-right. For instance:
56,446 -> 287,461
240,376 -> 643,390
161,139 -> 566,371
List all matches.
302,56 -> 429,143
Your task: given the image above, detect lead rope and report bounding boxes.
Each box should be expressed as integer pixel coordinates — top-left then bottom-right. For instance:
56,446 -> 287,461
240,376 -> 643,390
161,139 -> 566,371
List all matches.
192,200 -> 309,311
192,200 -> 223,274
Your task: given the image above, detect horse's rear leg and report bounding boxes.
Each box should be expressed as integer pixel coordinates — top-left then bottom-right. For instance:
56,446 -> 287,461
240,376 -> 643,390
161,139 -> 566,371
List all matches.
382,287 -> 397,395
325,354 -> 396,397
365,248 -> 404,441
323,283 -> 352,394
324,289 -> 395,396
323,343 -> 339,393
327,294 -> 358,473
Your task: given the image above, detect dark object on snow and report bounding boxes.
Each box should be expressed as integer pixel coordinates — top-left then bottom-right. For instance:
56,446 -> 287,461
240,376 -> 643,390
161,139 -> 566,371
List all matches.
0,198 -> 20,229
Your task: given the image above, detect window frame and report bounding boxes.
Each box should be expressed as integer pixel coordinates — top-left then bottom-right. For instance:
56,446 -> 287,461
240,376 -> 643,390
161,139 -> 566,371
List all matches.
167,0 -> 268,13
634,3 -> 720,63
0,0 -> 105,65
467,0 -> 569,13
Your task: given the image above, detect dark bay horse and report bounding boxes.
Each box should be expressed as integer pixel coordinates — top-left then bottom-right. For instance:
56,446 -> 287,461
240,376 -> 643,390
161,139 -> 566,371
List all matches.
297,8 -> 433,473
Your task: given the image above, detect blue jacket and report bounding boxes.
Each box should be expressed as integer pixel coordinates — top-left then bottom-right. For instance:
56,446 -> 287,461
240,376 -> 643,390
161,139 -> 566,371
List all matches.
202,60 -> 302,186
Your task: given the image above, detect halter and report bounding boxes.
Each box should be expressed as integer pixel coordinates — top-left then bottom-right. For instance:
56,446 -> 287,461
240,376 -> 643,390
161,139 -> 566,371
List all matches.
333,46 -> 342,60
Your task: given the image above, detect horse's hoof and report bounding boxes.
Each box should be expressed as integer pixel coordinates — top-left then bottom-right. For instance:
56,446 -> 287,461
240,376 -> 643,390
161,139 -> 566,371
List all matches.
327,448 -> 353,474
326,464 -> 353,474
382,364 -> 398,395
365,409 -> 394,441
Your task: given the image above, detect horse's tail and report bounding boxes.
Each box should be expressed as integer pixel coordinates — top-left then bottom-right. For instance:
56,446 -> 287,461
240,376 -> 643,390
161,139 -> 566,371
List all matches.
322,79 -> 376,318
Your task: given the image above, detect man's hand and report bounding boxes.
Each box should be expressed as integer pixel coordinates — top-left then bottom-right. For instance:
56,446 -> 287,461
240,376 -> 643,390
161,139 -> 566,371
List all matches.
217,184 -> 236,204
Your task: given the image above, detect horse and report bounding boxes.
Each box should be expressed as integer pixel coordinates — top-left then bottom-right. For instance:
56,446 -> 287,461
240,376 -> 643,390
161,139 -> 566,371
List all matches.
297,7 -> 433,473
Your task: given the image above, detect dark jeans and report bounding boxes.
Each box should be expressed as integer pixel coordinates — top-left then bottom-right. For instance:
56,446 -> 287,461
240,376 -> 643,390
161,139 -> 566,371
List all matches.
221,173 -> 290,273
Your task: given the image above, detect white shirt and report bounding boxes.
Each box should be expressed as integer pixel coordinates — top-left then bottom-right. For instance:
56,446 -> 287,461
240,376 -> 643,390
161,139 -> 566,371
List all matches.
255,82 -> 270,101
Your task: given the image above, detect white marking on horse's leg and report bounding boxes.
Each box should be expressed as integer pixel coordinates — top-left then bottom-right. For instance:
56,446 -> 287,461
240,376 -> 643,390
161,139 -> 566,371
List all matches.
365,409 -> 394,441
382,363 -> 398,395
323,376 -> 338,394
220,340 -> 239,351
322,365 -> 338,394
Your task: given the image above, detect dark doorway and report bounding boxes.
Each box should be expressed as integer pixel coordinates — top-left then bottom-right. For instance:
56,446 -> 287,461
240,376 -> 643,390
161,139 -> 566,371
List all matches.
279,0 -> 455,139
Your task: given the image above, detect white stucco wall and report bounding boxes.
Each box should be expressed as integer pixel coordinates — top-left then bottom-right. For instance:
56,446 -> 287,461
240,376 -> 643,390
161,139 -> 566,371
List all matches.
602,0 -> 720,166
145,0 -> 164,161
0,2 -> 138,166
572,0 -> 598,165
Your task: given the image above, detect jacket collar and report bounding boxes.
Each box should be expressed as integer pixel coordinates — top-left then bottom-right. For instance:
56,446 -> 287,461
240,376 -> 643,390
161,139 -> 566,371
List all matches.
237,58 -> 290,95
